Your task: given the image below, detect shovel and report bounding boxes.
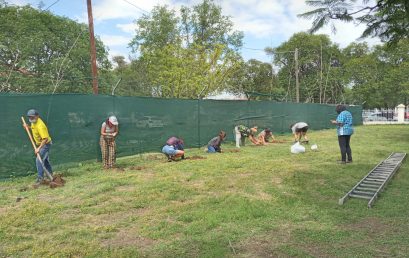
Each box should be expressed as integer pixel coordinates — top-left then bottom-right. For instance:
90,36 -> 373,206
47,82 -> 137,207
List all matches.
21,117 -> 54,181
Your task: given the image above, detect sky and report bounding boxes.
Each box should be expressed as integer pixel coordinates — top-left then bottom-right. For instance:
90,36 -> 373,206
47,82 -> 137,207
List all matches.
7,0 -> 381,63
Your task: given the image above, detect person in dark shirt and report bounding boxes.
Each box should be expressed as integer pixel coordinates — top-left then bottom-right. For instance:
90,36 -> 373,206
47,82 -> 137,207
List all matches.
207,131 -> 227,153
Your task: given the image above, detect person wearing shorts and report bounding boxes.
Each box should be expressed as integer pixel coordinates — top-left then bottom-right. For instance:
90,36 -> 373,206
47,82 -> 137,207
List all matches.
290,122 -> 309,143
257,128 -> 275,144
162,137 -> 185,161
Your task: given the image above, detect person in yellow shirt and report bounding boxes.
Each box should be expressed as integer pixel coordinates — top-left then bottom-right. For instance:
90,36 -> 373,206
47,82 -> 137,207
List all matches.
24,109 -> 53,185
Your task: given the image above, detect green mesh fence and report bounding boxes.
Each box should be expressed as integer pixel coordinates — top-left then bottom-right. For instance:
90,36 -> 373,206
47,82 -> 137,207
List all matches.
0,94 -> 362,180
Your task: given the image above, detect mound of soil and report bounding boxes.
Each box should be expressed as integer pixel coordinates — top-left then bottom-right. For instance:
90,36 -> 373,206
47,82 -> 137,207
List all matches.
38,174 -> 65,188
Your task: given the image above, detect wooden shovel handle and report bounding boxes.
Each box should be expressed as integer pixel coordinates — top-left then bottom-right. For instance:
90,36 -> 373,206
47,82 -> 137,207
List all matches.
21,117 -> 53,180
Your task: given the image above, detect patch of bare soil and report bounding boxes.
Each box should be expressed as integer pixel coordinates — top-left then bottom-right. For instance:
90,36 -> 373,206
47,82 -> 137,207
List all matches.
129,166 -> 146,171
235,225 -> 293,257
224,149 -> 241,153
34,174 -> 65,189
101,228 -> 156,250
343,217 -> 393,235
185,155 -> 207,160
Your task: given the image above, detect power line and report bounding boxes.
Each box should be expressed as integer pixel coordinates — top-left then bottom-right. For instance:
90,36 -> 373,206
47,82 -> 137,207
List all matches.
121,0 -> 149,14
44,0 -> 61,11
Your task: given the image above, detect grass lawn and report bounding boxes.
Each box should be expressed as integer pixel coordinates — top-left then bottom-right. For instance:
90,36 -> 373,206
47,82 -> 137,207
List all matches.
1,125 -> 409,257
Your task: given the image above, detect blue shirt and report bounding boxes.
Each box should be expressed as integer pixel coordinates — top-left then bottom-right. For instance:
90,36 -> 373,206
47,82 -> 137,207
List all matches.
336,110 -> 354,136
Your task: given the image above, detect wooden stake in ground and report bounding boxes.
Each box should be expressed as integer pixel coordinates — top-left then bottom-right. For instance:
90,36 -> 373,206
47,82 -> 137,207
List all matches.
21,117 -> 54,181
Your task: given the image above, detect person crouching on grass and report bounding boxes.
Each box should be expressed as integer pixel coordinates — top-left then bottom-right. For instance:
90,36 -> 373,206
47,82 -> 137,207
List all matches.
162,136 -> 185,161
290,122 -> 309,143
100,116 -> 119,169
23,109 -> 53,186
257,128 -> 276,145
234,125 -> 260,148
207,131 -> 227,153
331,105 -> 354,164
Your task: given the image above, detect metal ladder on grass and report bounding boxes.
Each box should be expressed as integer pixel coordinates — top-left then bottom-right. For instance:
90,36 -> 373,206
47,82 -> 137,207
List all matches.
339,153 -> 406,208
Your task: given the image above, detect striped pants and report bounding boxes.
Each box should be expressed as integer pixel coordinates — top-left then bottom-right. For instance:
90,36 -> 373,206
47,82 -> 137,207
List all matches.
100,136 -> 116,168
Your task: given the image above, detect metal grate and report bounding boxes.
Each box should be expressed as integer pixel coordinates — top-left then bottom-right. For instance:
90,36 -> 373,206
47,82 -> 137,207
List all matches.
339,153 -> 406,208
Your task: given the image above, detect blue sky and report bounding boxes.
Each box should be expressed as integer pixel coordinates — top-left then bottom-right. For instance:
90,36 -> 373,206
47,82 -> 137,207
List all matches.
8,0 -> 380,63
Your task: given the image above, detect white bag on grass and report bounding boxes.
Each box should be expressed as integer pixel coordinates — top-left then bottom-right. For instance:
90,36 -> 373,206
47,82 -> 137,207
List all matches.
291,142 -> 305,154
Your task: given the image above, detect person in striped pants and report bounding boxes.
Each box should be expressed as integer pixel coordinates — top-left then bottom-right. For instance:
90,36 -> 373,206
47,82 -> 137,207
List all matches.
100,116 -> 119,169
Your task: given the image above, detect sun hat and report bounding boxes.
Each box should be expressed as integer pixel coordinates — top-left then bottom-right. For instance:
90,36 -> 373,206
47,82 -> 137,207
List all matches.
108,116 -> 119,125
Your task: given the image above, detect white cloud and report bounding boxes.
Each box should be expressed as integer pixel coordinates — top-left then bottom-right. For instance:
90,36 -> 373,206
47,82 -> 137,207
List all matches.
116,23 -> 138,34
218,0 -> 380,47
100,34 -> 131,46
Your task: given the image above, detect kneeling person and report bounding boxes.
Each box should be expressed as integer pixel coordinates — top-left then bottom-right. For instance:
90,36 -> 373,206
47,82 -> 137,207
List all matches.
257,128 -> 275,144
207,131 -> 226,153
162,137 -> 185,161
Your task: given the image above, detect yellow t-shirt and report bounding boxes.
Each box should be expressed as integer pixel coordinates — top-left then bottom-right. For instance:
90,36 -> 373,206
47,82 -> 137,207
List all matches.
31,118 -> 52,145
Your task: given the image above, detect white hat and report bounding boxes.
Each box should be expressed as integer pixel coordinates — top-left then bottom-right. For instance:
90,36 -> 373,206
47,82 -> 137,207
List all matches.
109,116 -> 119,125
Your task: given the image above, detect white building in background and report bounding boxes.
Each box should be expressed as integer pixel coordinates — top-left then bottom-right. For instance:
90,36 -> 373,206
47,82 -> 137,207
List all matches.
206,91 -> 247,100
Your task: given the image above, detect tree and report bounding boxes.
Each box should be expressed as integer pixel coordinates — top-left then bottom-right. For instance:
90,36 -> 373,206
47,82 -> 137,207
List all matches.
299,0 -> 409,45
228,59 -> 283,100
269,32 -> 343,103
127,0 -> 243,98
343,40 -> 409,107
0,4 -> 111,93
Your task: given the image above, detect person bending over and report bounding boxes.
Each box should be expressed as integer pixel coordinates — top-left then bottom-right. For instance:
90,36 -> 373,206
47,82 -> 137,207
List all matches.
207,131 -> 227,153
162,136 -> 185,161
100,116 -> 119,169
331,105 -> 354,164
257,128 -> 276,145
234,125 -> 259,148
290,122 -> 309,143
24,109 -> 53,186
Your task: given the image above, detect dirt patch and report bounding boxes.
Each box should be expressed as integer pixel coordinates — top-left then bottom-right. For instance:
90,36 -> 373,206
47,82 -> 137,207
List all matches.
35,174 -> 65,189
271,140 -> 288,144
101,228 -> 156,250
235,225 -> 293,257
224,149 -> 241,153
343,217 -> 393,235
129,166 -> 146,171
185,155 -> 207,160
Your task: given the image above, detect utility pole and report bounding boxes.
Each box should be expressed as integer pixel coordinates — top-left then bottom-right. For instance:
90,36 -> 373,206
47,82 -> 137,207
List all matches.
294,48 -> 300,103
87,0 -> 98,94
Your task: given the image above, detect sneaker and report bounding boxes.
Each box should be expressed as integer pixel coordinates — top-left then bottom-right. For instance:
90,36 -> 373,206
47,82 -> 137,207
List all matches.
338,161 -> 346,165
346,160 -> 353,163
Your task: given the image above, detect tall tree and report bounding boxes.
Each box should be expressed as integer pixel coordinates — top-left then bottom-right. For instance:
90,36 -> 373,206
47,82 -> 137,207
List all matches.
270,32 -> 343,103
0,4 -> 111,93
128,0 -> 243,98
299,0 -> 409,45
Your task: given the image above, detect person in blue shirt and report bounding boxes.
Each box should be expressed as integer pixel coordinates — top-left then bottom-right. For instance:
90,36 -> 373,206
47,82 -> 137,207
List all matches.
331,105 -> 354,164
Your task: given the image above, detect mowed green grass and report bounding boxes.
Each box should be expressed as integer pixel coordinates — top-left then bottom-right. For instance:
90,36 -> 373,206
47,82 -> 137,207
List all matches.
1,125 -> 409,257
